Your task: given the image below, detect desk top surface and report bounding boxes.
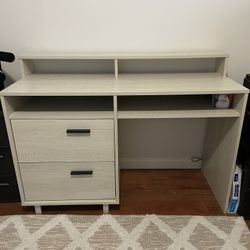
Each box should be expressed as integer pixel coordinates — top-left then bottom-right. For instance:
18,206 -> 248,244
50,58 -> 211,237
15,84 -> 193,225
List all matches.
0,73 -> 248,96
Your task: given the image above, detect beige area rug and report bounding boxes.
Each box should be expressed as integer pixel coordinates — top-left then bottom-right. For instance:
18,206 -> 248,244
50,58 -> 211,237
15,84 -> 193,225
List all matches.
0,215 -> 249,250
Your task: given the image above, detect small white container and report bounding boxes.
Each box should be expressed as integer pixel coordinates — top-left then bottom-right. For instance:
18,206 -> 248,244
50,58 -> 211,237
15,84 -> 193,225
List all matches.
212,94 -> 233,109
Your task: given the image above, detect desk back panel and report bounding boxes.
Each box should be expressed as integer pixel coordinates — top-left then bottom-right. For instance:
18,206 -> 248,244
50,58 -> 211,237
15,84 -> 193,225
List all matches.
119,118 -> 206,169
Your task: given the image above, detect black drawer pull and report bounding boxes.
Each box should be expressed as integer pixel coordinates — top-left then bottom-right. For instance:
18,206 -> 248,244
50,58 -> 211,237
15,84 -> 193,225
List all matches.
0,155 -> 4,159
66,129 -> 91,134
70,170 -> 93,176
0,182 -> 10,187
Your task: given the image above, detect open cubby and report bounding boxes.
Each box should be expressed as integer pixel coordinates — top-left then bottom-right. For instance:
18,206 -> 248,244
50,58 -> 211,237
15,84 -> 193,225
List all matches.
118,58 -> 217,74
118,118 -> 207,169
9,96 -> 114,120
23,59 -> 115,75
117,95 -> 240,119
118,95 -> 214,110
19,53 -> 228,78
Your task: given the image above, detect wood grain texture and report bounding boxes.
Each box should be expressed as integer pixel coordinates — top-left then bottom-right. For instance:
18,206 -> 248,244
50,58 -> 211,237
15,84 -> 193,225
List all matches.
11,119 -> 114,162
118,110 -> 240,119
113,96 -> 120,203
0,53 -> 248,215
1,73 -> 248,96
20,162 -> 115,201
11,111 -> 114,120
0,170 -> 223,215
202,94 -> 248,213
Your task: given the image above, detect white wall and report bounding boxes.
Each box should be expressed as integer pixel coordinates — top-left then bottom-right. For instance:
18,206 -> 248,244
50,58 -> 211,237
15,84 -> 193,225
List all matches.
1,0 -> 250,83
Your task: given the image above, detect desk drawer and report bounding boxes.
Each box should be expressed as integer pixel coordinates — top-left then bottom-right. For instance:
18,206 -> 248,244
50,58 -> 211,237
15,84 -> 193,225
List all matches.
20,162 -> 115,201
12,119 -> 114,162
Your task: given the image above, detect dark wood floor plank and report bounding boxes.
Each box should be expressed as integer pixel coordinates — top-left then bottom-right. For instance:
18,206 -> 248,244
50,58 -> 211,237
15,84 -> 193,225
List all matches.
0,169 -> 223,216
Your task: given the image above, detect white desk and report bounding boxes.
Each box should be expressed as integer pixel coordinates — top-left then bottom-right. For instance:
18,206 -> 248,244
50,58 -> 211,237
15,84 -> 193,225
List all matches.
0,52 -> 248,214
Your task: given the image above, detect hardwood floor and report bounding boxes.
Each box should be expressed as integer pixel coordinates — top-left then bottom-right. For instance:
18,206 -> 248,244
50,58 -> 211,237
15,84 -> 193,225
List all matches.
0,169 -> 223,216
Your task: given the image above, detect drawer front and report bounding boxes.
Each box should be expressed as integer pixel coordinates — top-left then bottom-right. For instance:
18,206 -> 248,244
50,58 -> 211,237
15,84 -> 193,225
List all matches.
12,119 -> 114,162
20,162 -> 115,201
0,147 -> 15,176
0,176 -> 20,202
0,115 -> 9,147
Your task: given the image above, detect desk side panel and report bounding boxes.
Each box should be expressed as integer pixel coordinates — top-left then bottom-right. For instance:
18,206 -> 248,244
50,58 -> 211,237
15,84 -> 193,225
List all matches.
113,96 -> 120,203
202,94 -> 248,213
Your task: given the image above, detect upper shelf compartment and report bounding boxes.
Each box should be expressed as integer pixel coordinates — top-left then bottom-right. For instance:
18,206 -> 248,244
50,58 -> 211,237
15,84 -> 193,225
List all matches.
9,96 -> 114,120
117,57 -> 226,76
19,52 -> 228,78
1,52 -> 247,96
20,58 -> 115,77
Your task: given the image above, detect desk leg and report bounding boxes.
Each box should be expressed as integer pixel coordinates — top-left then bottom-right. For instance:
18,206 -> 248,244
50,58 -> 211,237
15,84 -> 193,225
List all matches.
103,204 -> 109,214
35,206 -> 42,214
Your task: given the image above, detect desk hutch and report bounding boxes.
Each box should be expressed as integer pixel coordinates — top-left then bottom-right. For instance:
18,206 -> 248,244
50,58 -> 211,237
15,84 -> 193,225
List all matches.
0,52 -> 248,214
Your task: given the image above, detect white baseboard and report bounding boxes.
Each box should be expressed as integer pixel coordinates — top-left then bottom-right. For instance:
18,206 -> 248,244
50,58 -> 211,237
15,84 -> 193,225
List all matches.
119,157 -> 202,169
